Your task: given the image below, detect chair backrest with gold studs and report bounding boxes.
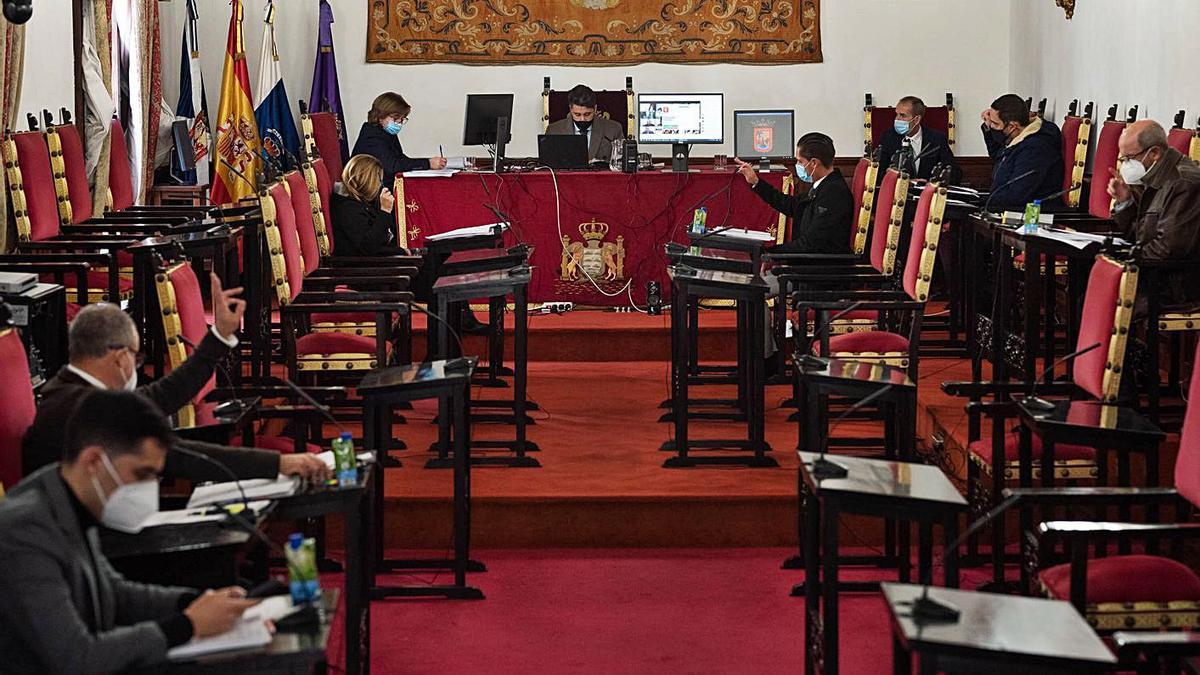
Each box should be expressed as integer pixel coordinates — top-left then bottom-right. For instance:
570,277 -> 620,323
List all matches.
863,92 -> 955,154
773,173 -> 796,246
1059,100 -> 1093,209
299,159 -> 332,258
1089,105 -> 1130,219
1071,255 -> 1138,403
543,76 -> 635,138
259,181 -> 306,306
901,178 -> 949,304
850,154 -> 879,255
880,168 -> 911,277
3,131 -> 64,242
153,260 -> 216,427
300,109 -> 344,182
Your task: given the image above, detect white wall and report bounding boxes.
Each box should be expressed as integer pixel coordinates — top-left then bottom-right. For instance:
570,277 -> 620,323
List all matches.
153,0 -> 1011,160
16,1 -> 75,123
1009,0 -> 1200,125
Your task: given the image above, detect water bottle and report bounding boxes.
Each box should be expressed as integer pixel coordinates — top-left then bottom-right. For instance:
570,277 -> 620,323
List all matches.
1022,199 -> 1042,234
331,431 -> 357,486
285,533 -> 321,604
689,207 -> 708,255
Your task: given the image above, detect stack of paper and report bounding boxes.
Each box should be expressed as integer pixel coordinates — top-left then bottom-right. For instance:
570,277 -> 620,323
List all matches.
425,222 -> 508,241
712,228 -> 774,243
402,168 -> 459,178
187,476 -> 300,508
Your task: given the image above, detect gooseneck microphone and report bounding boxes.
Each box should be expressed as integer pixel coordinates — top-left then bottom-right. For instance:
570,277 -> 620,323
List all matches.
1022,341 -> 1103,412
981,169 -> 1038,214
906,493 -> 1022,623
176,332 -> 247,415
809,383 -> 895,480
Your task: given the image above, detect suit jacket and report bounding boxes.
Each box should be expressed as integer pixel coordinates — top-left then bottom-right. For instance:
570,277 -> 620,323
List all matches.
545,116 -> 626,163
329,192 -> 406,257
21,332 -> 280,481
753,168 -> 855,254
983,118 -> 1065,211
351,122 -> 430,184
0,465 -> 193,673
1113,148 -> 1200,311
876,126 -> 961,184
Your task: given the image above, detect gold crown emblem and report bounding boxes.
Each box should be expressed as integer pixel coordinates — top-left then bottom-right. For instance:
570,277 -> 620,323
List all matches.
579,218 -> 609,241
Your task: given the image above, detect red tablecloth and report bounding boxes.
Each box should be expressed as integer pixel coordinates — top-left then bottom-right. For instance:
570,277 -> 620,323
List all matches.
393,170 -> 789,306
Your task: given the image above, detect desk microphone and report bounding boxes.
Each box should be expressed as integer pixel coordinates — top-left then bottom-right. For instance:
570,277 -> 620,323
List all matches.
907,493 -> 1021,623
664,226 -> 738,258
280,376 -> 349,435
1022,341 -> 1103,412
809,383 -> 895,480
981,169 -> 1037,214
1037,182 -> 1083,207
219,157 -> 256,192
796,300 -> 867,370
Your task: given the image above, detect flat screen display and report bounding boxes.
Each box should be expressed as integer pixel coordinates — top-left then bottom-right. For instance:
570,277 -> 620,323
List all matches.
637,94 -> 724,144
733,110 -> 795,160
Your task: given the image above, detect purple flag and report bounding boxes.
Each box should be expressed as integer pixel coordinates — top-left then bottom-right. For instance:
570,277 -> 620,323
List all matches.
308,0 -> 348,162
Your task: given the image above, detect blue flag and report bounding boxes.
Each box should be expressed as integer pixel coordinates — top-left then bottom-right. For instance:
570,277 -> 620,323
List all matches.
254,1 -> 300,172
173,0 -> 211,185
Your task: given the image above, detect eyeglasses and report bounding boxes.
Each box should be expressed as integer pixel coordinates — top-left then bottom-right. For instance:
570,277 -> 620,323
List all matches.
108,344 -> 146,367
1117,147 -> 1153,163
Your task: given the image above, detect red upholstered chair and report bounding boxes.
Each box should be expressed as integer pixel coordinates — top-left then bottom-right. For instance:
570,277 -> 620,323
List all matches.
1169,110 -> 1200,161
543,76 -> 634,139
1013,338 -> 1200,634
1059,100 -> 1094,210
299,105 -> 345,185
805,177 -> 949,381
101,117 -> 223,217
0,325 -> 36,492
943,255 -> 1139,569
863,92 -> 955,154
257,181 -> 410,383
849,153 -> 881,256
771,173 -> 797,247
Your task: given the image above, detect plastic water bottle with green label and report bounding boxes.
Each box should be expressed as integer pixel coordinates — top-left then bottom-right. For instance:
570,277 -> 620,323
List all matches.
285,533 -> 320,604
331,431 -> 356,486
1022,199 -> 1042,234
689,207 -> 708,254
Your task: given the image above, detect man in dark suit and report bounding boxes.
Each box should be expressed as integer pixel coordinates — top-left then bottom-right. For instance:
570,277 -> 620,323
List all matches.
544,84 -> 626,163
875,95 -> 961,183
21,274 -> 327,482
0,390 -> 260,673
982,93 -> 1064,211
736,132 -> 854,254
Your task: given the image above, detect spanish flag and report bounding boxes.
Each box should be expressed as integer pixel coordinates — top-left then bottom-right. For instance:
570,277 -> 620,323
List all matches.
210,0 -> 260,204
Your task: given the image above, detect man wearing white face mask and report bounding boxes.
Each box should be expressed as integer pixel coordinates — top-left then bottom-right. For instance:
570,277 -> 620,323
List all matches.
1109,119 -> 1200,313
21,274 -> 329,483
0,390 -> 262,673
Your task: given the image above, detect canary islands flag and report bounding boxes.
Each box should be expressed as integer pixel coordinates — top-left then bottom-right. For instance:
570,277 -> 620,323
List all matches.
211,0 -> 260,205
254,1 -> 299,172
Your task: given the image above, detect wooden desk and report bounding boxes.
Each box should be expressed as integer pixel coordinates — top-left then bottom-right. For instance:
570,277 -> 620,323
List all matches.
881,582 -> 1115,674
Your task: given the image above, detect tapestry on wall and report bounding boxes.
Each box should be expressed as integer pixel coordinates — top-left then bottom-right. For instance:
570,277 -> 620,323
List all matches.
366,0 -> 822,65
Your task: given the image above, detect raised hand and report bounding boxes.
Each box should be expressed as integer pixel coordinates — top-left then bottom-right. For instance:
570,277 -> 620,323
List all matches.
733,157 -> 759,186
210,273 -> 246,341
1106,166 -> 1132,203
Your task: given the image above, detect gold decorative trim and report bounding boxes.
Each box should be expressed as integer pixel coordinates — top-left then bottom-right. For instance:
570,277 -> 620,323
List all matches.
259,184 -> 292,306
1100,257 -> 1138,402
2,137 -> 32,242
154,263 -> 198,427
300,111 -> 318,167
911,184 -> 948,302
853,158 -> 879,255
882,171 -> 911,276
1068,116 -> 1092,208
394,175 -> 409,249
297,353 -> 379,371
775,174 -> 795,246
45,128 -> 74,227
970,451 -> 1100,480
300,159 -> 331,258
1158,313 -> 1200,332
828,350 -> 908,369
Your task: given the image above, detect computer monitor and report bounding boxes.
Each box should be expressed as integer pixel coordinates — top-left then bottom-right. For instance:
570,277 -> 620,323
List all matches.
171,119 -> 196,172
463,93 -> 514,173
734,110 -> 795,167
637,93 -> 724,171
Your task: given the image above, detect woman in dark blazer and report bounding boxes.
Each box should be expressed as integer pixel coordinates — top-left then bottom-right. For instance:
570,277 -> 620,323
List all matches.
351,91 -> 446,185
329,154 -> 406,257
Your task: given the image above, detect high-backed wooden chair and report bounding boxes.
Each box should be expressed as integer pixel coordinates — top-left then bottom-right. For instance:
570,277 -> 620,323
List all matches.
943,255 -> 1139,565
1059,100 -> 1094,210
299,101 -> 345,183
543,76 -> 634,139
863,92 -> 955,154
0,323 -> 36,492
1015,338 -> 1200,635
1088,105 -> 1135,221
1168,110 -> 1200,161
850,152 -> 880,256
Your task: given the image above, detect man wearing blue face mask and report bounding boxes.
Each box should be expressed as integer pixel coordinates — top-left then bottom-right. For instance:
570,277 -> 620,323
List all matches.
352,92 -> 447,186
875,96 -> 960,183
0,390 -> 262,673
736,132 -> 854,254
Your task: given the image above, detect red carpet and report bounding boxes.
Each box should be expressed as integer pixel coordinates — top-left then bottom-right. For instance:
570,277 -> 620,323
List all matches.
329,548 -> 897,675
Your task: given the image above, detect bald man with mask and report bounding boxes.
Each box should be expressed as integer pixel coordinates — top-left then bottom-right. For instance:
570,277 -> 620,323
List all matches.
1109,119 -> 1200,312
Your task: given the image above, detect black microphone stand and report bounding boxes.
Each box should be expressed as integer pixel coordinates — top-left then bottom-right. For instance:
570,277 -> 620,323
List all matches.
809,383 -> 895,480
1021,341 -> 1103,412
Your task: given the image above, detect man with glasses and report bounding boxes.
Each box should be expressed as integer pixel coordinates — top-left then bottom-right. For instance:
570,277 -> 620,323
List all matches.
1109,119 -> 1200,313
21,274 -> 328,482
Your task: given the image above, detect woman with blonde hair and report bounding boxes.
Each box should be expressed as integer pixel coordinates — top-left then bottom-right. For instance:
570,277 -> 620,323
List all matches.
351,91 -> 447,183
329,154 -> 406,257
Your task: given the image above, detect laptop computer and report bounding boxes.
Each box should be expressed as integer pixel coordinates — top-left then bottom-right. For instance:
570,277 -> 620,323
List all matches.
538,134 -> 591,170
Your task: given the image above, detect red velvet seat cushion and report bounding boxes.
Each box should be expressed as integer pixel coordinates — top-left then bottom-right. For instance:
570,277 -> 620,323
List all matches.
252,434 -> 323,455
819,330 -> 909,354
86,272 -> 135,294
968,431 -> 1096,464
1040,555 -> 1200,605
295,332 -> 384,356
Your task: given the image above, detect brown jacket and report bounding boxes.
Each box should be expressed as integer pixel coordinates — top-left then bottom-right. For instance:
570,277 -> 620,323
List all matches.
1113,147 -> 1200,311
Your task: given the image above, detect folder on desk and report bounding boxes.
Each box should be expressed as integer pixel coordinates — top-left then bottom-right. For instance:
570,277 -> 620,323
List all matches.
167,595 -> 306,660
187,476 -> 300,508
425,222 -> 508,241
